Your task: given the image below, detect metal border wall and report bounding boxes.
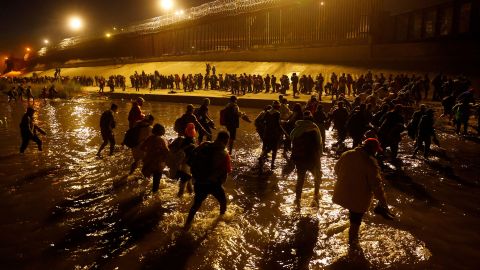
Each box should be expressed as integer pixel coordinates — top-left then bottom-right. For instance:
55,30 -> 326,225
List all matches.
36,0 -> 384,62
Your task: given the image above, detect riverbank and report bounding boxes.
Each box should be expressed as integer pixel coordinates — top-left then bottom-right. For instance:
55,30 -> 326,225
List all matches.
82,86 -> 326,109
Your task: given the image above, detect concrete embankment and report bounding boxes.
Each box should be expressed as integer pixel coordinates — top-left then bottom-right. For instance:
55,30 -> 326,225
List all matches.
25,61 -> 420,80
84,87 -> 324,109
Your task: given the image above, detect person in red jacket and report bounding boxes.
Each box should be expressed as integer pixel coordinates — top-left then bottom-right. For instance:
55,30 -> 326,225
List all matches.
128,97 -> 145,128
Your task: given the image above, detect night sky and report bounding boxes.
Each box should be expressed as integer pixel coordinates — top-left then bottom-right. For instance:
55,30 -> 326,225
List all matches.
0,0 -> 447,57
0,0 -> 209,56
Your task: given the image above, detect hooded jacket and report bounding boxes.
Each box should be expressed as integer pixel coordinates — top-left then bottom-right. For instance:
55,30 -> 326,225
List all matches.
290,120 -> 322,167
333,146 -> 386,213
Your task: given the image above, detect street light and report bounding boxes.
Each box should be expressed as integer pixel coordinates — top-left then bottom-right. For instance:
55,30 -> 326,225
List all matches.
105,33 -> 112,38
68,16 -> 83,31
26,47 -> 31,52
43,39 -> 50,45
159,0 -> 174,11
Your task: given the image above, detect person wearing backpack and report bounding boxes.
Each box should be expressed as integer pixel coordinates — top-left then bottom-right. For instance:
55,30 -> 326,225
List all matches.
195,98 -> 215,143
168,123 -> 197,197
129,115 -> 154,175
174,104 -> 210,138
290,111 -> 323,206
452,101 -> 472,135
221,96 -> 246,154
259,101 -> 284,170
97,103 -> 118,156
184,131 -> 232,229
254,105 -> 272,144
140,124 -> 169,192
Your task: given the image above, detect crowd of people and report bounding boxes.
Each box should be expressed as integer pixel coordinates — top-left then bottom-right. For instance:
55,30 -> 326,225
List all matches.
4,63 -> 475,106
5,84 -> 58,103
13,67 -> 480,249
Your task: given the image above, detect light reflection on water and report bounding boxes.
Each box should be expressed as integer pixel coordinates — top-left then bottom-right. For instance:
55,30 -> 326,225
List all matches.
0,98 -> 478,269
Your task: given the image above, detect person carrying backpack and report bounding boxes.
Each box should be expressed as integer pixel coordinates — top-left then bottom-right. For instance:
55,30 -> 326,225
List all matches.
97,103 -> 118,156
254,105 -> 272,143
128,115 -> 154,175
195,98 -> 215,143
259,101 -> 284,170
174,104 -> 210,138
220,96 -> 248,154
140,124 -> 169,192
452,101 -> 472,135
412,109 -> 439,159
184,131 -> 232,229
290,111 -> 323,206
167,123 -> 197,197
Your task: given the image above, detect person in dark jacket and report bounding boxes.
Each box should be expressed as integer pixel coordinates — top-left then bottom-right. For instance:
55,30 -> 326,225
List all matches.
259,101 -> 284,169
346,104 -> 370,148
176,104 -> 210,137
97,104 -> 118,156
185,131 -> 232,229
25,86 -> 34,103
19,107 -> 45,153
413,109 -> 438,158
223,96 -> 245,154
330,101 -> 349,145
378,105 -> 405,159
407,104 -> 426,140
452,101 -> 471,135
283,103 -> 303,153
313,104 -> 328,150
441,95 -> 455,121
291,73 -> 299,98
290,111 -> 323,206
371,104 -> 389,128
195,98 -> 215,143
254,105 -> 272,145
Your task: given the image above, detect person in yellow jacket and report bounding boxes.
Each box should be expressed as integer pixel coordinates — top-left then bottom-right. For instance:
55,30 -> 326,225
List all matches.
333,138 -> 393,247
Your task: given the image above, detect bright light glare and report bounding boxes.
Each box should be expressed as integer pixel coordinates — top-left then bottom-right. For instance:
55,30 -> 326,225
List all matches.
159,0 -> 174,11
105,33 -> 112,38
175,9 -> 184,16
44,39 -> 49,44
26,47 -> 31,52
320,1 -> 325,6
69,16 -> 83,31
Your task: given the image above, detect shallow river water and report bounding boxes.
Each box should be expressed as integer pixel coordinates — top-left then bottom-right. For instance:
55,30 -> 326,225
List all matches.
0,97 -> 479,269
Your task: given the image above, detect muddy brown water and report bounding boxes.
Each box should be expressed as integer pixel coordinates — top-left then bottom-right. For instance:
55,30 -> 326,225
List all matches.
0,97 -> 479,269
